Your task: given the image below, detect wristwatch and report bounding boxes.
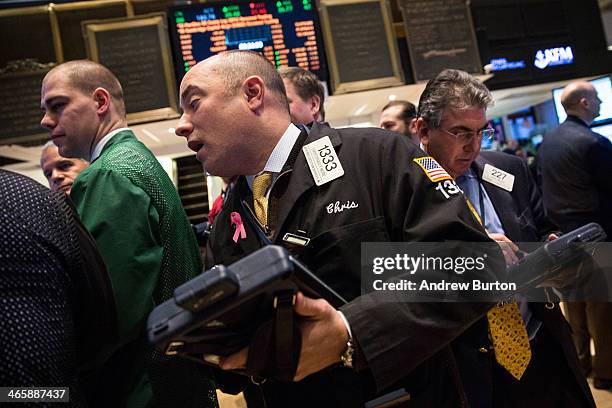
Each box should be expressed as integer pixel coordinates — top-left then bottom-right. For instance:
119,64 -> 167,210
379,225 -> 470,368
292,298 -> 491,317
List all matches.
337,310 -> 354,368
340,339 -> 354,368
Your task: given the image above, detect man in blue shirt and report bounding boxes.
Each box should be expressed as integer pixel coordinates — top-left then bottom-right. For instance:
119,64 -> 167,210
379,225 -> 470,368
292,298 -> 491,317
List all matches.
417,69 -> 594,407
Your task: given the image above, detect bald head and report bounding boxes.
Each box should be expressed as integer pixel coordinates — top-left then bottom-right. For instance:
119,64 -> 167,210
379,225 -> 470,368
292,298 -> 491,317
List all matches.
560,81 -> 601,125
44,60 -> 126,117
175,51 -> 293,176
198,51 -> 289,110
41,60 -> 128,160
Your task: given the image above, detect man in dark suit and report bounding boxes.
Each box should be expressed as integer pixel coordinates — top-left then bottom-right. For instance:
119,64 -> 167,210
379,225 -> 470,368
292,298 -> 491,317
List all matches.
418,69 -> 595,406
538,80 -> 612,390
174,51 -> 507,406
0,169 -> 116,405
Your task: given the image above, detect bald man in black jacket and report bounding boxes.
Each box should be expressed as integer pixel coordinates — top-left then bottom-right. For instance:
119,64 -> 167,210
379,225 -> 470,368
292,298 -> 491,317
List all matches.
538,80 -> 612,389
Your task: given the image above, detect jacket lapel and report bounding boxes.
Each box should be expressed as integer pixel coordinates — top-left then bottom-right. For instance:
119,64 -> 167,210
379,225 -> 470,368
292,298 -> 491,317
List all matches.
473,156 -> 520,241
271,123 -> 343,242
233,176 -> 265,254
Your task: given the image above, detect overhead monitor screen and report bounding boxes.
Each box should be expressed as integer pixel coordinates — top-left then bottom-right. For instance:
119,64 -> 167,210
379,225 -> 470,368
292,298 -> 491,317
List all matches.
168,1 -> 328,84
592,123 -> 612,143
507,110 -> 536,141
553,75 -> 612,126
481,117 -> 505,150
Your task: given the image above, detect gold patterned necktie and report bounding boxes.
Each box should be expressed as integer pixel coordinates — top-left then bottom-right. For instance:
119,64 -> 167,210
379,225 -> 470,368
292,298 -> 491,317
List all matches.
464,195 -> 532,380
252,172 -> 273,227
487,302 -> 532,380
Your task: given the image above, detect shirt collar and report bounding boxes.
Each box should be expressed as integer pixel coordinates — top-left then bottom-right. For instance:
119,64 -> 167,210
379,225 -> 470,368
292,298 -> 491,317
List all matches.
457,167 -> 477,180
246,123 -> 301,187
262,123 -> 301,173
90,127 -> 130,162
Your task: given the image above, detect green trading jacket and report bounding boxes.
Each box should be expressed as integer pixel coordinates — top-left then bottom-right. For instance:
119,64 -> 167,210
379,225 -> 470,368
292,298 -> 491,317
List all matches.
71,130 -> 216,408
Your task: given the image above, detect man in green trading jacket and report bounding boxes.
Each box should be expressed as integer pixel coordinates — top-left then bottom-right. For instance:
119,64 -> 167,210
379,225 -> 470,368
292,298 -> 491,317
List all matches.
40,60 -> 217,408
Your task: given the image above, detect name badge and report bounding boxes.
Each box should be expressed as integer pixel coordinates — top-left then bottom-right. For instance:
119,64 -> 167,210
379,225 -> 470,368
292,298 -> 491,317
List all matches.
282,233 -> 311,247
482,163 -> 514,192
303,136 -> 344,186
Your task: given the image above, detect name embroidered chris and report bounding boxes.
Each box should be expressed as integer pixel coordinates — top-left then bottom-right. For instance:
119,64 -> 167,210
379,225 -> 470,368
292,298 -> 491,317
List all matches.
326,200 -> 359,214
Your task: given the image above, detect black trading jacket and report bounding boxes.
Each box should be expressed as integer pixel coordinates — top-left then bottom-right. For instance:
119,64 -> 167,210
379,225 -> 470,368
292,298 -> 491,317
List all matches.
206,123 -> 499,407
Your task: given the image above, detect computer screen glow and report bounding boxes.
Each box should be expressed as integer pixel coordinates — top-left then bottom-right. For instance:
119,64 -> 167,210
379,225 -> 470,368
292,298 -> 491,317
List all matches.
553,76 -> 612,126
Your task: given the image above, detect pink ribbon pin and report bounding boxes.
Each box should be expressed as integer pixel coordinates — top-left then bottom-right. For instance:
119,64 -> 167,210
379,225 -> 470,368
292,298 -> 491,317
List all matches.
230,212 -> 246,243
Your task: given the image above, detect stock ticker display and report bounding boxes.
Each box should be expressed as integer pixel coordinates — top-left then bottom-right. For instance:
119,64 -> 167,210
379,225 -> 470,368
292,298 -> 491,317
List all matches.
169,0 -> 328,82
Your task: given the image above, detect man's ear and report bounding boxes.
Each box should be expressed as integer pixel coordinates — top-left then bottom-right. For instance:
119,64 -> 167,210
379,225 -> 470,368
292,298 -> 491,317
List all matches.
309,95 -> 321,117
408,117 -> 418,136
243,76 -> 265,111
415,117 -> 429,147
93,87 -> 111,115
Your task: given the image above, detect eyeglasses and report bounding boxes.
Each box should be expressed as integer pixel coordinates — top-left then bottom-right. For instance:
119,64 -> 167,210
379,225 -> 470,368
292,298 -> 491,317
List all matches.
439,126 -> 495,144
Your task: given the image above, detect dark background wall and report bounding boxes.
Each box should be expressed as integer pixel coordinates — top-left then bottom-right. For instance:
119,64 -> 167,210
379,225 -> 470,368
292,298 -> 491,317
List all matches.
471,0 -> 611,89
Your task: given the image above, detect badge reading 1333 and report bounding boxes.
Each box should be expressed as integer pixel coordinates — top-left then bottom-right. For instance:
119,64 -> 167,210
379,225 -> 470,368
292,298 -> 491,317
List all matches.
303,136 -> 345,186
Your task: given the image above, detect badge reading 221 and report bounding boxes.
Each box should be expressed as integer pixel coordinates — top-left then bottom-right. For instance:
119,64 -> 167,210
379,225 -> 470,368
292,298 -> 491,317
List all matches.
303,136 -> 345,186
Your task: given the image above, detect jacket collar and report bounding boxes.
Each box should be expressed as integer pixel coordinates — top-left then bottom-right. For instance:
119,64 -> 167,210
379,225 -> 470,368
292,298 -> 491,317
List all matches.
91,129 -> 135,163
271,122 -> 343,241
565,115 -> 589,128
230,123 -> 343,244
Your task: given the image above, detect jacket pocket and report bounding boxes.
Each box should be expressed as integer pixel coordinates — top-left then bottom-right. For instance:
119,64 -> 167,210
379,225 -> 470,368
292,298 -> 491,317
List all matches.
300,217 -> 389,301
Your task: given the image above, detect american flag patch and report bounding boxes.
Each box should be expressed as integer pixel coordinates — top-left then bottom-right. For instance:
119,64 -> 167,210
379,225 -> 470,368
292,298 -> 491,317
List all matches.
413,156 -> 452,182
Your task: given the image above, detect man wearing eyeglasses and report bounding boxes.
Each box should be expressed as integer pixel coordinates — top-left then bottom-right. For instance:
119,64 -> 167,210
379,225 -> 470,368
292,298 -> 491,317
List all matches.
415,69 -> 594,407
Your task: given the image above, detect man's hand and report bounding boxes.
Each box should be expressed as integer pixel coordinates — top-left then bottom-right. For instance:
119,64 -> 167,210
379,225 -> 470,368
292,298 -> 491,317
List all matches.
217,347 -> 247,370
488,233 -> 519,266
537,233 -> 595,289
219,292 -> 349,381
291,292 -> 349,381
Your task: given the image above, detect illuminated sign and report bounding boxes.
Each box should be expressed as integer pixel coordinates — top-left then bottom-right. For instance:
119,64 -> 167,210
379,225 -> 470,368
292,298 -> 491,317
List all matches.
533,46 -> 574,70
490,57 -> 526,71
170,1 -> 326,79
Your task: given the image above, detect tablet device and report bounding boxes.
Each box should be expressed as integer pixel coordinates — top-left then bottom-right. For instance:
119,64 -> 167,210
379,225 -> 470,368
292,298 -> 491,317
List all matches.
147,245 -> 346,361
509,222 -> 606,290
